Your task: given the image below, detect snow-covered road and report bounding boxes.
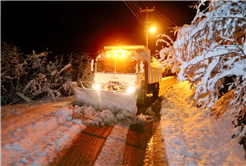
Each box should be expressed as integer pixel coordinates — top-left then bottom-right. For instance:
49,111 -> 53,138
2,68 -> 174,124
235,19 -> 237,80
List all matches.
3,77 -> 244,166
1,77 -> 177,165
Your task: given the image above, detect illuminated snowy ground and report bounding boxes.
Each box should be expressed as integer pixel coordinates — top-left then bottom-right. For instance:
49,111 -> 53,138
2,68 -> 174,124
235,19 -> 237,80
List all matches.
1,97 -> 147,165
1,79 -> 246,165
160,81 -> 246,165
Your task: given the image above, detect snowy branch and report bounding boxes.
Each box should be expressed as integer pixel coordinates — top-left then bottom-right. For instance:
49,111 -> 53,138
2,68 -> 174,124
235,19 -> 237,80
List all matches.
158,0 -> 246,115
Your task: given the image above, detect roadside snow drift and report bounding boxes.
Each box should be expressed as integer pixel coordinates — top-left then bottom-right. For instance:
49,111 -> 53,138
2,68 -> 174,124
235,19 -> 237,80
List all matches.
1,98 -> 150,166
160,81 -> 246,165
1,103 -> 87,165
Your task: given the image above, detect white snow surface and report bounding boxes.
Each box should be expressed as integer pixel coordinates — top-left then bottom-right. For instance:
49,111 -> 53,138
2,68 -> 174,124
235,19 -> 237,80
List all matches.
1,96 -> 149,165
2,79 -> 246,165
160,81 -> 246,166
1,102 -> 87,165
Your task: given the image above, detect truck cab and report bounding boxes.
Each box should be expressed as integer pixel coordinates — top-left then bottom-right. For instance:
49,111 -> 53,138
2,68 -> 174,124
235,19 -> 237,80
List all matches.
91,45 -> 162,105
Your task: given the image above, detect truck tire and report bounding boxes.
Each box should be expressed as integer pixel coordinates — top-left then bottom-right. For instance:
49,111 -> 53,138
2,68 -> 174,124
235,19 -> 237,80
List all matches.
137,88 -> 146,106
153,83 -> 159,97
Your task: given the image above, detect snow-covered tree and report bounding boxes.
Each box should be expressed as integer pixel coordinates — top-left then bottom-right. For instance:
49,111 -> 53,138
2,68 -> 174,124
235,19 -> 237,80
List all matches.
158,0 -> 246,115
157,33 -> 181,75
1,41 -> 92,105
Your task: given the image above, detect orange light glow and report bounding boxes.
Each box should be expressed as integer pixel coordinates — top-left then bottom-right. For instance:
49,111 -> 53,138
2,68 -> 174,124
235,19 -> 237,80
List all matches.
105,49 -> 128,57
119,49 -> 125,53
149,27 -> 156,33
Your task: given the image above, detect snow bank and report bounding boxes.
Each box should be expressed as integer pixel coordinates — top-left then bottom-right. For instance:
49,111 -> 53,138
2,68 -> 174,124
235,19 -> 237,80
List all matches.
70,103 -> 153,128
1,101 -> 151,165
160,81 -> 246,165
1,104 -> 86,166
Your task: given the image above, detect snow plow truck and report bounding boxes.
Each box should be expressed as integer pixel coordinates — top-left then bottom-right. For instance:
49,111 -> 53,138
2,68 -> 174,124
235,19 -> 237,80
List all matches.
74,45 -> 162,116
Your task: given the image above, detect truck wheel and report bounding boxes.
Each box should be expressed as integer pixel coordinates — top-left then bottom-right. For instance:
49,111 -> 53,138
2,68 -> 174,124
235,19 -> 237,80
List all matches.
137,88 -> 146,106
153,83 -> 159,97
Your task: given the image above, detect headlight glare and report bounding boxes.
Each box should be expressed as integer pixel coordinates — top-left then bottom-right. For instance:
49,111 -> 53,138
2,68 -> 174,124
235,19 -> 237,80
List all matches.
93,84 -> 100,90
127,87 -> 135,93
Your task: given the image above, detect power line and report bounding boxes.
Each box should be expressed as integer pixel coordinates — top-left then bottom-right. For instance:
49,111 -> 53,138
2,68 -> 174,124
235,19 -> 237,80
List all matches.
124,1 -> 177,42
124,1 -> 144,25
154,13 -> 174,27
123,1 -> 145,26
150,0 -> 153,7
132,0 -> 145,20
156,9 -> 177,26
134,1 -> 142,10
141,1 -> 146,7
138,1 -> 177,27
140,7 -> 155,48
128,1 -> 145,23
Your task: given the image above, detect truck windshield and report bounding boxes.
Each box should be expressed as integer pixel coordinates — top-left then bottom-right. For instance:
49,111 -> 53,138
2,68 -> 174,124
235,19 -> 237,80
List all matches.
97,58 -> 115,72
96,58 -> 137,73
116,58 -> 136,73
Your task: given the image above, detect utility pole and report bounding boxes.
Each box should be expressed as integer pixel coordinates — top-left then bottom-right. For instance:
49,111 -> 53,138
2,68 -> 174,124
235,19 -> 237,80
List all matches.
140,7 -> 155,48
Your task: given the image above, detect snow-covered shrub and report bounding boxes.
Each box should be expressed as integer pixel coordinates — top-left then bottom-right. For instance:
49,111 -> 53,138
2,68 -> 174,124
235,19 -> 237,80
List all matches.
1,41 -> 28,104
158,0 -> 246,115
1,41 -> 93,105
18,50 -> 74,100
69,52 -> 93,88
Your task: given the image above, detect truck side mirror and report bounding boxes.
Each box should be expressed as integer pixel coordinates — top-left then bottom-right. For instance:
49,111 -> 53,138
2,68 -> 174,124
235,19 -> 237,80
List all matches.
91,59 -> 94,71
140,61 -> 144,73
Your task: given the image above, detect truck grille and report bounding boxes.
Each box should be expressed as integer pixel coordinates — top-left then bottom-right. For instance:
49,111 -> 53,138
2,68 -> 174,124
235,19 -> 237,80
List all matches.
109,81 -> 119,84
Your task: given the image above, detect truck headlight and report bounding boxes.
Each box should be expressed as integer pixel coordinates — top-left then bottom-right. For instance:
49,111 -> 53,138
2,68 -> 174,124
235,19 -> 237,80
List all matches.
127,87 -> 135,93
93,84 -> 100,90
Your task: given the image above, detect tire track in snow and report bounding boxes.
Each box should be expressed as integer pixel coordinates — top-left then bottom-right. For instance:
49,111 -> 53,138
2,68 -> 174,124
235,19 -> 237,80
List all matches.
94,125 -> 129,166
122,123 -> 154,166
50,126 -> 113,166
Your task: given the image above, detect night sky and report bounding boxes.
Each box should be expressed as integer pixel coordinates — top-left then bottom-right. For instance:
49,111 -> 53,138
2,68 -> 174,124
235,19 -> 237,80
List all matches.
1,1 -> 197,58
